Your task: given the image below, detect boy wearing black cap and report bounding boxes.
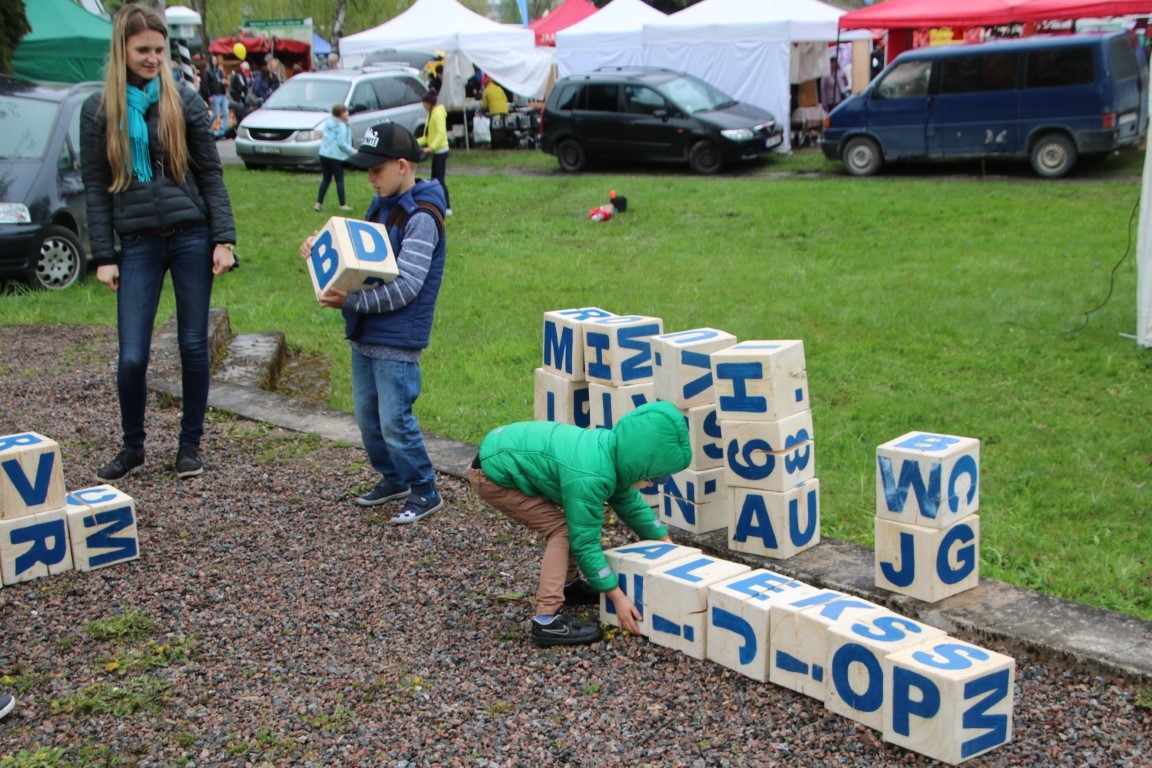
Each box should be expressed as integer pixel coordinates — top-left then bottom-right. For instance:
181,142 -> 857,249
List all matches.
299,123 -> 448,524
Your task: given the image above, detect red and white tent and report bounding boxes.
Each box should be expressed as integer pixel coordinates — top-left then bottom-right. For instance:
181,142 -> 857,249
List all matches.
529,0 -> 597,46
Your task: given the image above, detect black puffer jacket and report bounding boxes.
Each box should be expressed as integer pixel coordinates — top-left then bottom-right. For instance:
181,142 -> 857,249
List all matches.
80,82 -> 237,267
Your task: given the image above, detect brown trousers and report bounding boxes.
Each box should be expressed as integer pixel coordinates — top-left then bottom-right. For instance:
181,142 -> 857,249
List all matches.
468,465 -> 577,616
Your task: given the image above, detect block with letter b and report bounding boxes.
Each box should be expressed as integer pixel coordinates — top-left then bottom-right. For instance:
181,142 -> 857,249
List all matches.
0,507 -> 73,585
883,638 -> 1015,765
646,555 -> 750,659
65,485 -> 140,572
533,368 -> 590,427
542,307 -> 615,380
728,479 -> 820,560
307,217 -> 399,295
660,467 -> 726,534
875,516 -> 980,603
600,541 -> 700,635
650,328 -> 737,408
711,340 -> 809,422
0,432 -> 66,519
583,315 -> 664,386
876,432 -> 979,528
721,410 -> 814,492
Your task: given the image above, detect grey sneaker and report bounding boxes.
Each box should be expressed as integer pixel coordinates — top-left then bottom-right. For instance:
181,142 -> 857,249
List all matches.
175,444 -> 203,479
0,693 -> 13,720
390,492 -> 444,524
530,610 -> 603,647
96,449 -> 144,482
357,478 -> 411,507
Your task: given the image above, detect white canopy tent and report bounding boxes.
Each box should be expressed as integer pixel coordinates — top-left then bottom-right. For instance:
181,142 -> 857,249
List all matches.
339,0 -> 554,103
554,0 -> 667,77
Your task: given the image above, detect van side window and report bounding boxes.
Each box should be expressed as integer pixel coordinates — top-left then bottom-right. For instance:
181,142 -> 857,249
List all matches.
939,53 -> 1017,93
580,84 -> 619,112
349,82 -> 380,113
1025,47 -> 1095,88
874,60 -> 932,99
553,84 -> 579,111
624,85 -> 666,115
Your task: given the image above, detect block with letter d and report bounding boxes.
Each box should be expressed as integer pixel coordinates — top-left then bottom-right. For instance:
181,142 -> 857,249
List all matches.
588,381 -> 653,430
0,506 -> 73,585
707,569 -> 822,682
65,485 -> 140,572
660,467 -> 727,534
308,217 -> 399,295
650,327 -> 737,408
711,340 -> 809,422
728,479 -> 821,560
0,432 -> 66,519
875,515 -> 980,603
646,555 -> 750,660
542,307 -> 615,380
721,410 -> 814,492
883,638 -> 1016,765
876,432 -> 979,528
600,541 -> 700,635
583,315 -> 664,386
684,404 -> 723,470
533,368 -> 590,428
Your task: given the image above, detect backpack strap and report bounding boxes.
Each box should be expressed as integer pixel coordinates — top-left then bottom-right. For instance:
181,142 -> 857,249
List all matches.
385,201 -> 445,234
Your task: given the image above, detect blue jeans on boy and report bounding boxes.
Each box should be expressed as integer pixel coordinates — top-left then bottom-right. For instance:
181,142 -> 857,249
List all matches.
116,225 -> 213,452
210,94 -> 228,136
350,351 -> 436,494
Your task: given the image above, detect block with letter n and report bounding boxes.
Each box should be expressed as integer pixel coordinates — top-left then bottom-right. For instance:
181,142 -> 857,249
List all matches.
728,479 -> 821,560
308,216 -> 399,295
583,315 -> 663,386
645,555 -> 750,660
874,515 -> 980,602
65,485 -> 140,572
876,431 -> 980,528
650,327 -> 737,408
0,431 -> 66,519
600,541 -> 700,635
721,409 -> 814,492
541,307 -> 615,380
533,368 -> 590,427
0,507 -> 73,585
711,340 -> 809,422
660,467 -> 727,534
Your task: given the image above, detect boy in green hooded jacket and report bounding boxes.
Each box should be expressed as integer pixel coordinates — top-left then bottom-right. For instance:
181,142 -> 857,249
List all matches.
469,401 -> 692,647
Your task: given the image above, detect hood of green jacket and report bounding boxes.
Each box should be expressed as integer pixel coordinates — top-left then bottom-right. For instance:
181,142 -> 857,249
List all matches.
611,401 -> 692,485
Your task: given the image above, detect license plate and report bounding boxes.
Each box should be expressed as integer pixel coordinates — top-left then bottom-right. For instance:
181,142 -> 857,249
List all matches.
766,134 -> 783,149
253,145 -> 280,154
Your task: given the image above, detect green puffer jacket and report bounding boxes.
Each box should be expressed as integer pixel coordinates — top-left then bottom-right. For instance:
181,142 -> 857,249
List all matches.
477,401 -> 692,592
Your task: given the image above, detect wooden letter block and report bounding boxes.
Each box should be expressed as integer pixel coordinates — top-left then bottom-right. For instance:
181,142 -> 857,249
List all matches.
583,315 -> 664,386
825,610 -> 947,730
883,638 -> 1015,765
769,589 -> 881,700
646,555 -> 750,660
876,432 -> 979,527
728,480 -> 821,560
542,307 -> 615,380
65,485 -> 140,572
307,216 -> 399,294
875,516 -> 980,603
601,541 -> 700,635
533,368 -> 590,428
0,432 -> 66,519
0,507 -> 73,585
660,467 -> 727,534
650,328 -> 737,408
685,404 -> 723,470
711,340 -> 809,421
588,381 -> 654,430
707,569 -> 821,682
722,412 -> 815,492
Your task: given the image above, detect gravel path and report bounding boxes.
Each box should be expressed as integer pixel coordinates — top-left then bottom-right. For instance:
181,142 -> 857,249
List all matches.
0,324 -> 1149,767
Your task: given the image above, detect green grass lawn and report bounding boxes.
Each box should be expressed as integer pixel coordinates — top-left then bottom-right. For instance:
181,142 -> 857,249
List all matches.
3,147 -> 1150,621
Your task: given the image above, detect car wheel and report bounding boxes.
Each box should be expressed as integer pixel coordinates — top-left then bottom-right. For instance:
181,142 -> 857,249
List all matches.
1030,133 -> 1077,179
33,225 -> 87,291
842,137 -> 883,176
556,139 -> 586,173
688,140 -> 723,175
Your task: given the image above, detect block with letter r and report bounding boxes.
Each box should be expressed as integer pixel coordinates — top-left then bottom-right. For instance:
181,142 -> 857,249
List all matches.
0,431 -> 66,519
728,479 -> 821,560
711,340 -> 809,422
874,515 -> 980,603
588,381 -> 653,430
65,485 -> 140,572
0,506 -> 73,585
600,541 -> 700,635
646,555 -> 750,660
876,431 -> 979,528
650,327 -> 737,408
541,307 -> 615,381
583,315 -> 664,386
308,216 -> 399,295
533,368 -> 590,428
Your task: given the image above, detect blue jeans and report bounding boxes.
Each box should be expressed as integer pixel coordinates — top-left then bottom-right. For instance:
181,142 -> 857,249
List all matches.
210,94 -> 228,136
116,225 -> 214,451
350,351 -> 436,494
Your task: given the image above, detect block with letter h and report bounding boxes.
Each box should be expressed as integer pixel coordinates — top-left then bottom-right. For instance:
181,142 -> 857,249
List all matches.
600,541 -> 699,635
533,368 -> 590,428
0,432 -> 66,519
728,479 -> 820,560
542,307 -> 615,381
65,485 -> 140,572
712,340 -> 809,422
684,404 -> 723,470
721,409 -> 814,492
707,569 -> 822,682
0,506 -> 73,585
308,217 -> 399,295
875,515 -> 980,602
876,431 -> 979,527
883,638 -> 1015,765
583,315 -> 663,386
660,467 -> 727,534
588,381 -> 653,430
645,555 -> 750,660
650,328 -> 737,408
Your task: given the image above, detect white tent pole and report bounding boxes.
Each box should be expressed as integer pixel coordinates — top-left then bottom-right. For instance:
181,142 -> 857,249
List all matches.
1135,74 -> 1152,347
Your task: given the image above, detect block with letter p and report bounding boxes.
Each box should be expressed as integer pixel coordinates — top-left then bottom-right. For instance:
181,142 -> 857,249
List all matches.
600,541 -> 700,635
0,432 -> 66,519
728,479 -> 821,560
650,328 -> 737,408
712,340 -> 809,422
874,516 -> 980,603
883,638 -> 1015,765
645,555 -> 750,660
583,315 -> 664,386
533,368 -> 590,427
308,216 -> 399,295
65,485 -> 140,572
541,307 -> 615,380
0,507 -> 73,585
876,432 -> 979,527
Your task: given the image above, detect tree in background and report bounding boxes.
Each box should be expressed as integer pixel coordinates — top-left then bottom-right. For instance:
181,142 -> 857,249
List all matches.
0,0 -> 32,75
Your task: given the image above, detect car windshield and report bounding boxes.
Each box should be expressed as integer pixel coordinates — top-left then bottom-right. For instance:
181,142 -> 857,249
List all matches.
0,96 -> 60,160
660,74 -> 737,114
260,78 -> 349,111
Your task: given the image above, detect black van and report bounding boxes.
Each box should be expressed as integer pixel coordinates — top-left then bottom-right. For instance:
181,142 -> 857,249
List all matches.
820,31 -> 1147,178
540,67 -> 784,175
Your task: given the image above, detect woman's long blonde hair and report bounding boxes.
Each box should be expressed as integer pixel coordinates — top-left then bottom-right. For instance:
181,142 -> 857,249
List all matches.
102,3 -> 188,192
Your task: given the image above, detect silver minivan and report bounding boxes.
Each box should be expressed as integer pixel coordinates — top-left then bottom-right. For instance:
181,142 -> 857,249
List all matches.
236,66 -> 428,170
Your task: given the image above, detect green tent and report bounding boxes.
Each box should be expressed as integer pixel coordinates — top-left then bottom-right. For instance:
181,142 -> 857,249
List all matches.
13,0 -> 112,84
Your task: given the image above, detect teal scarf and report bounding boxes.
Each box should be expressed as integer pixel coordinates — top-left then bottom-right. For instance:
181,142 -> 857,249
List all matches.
125,78 -> 160,183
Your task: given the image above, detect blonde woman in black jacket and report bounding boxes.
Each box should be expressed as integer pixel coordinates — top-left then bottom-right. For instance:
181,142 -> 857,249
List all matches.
80,4 -> 236,482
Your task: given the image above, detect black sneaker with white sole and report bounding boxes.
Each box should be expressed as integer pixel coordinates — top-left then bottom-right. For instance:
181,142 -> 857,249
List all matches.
530,610 -> 603,647
96,449 -> 144,482
175,444 -> 203,479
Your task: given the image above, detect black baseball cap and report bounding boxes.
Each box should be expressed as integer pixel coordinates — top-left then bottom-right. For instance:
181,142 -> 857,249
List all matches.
343,122 -> 425,169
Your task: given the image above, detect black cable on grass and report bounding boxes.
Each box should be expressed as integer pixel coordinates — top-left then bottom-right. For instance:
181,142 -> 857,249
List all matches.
1003,195 -> 1139,336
